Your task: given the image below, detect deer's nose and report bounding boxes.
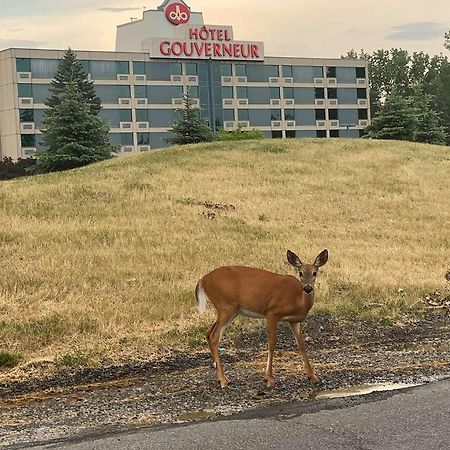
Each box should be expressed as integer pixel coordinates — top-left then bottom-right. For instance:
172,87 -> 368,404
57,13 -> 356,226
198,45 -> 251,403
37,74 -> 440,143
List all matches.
304,285 -> 313,294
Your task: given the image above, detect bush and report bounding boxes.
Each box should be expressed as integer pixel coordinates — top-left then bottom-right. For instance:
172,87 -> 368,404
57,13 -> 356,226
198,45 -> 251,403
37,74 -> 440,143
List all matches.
217,124 -> 264,141
0,351 -> 22,368
0,157 -> 36,180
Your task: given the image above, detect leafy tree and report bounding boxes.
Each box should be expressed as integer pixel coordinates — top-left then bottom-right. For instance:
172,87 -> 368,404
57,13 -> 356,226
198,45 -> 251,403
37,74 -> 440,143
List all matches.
217,124 -> 263,141
445,30 -> 450,51
47,48 -> 101,114
168,94 -> 215,145
0,157 -> 35,180
367,90 -> 418,141
36,83 -> 113,173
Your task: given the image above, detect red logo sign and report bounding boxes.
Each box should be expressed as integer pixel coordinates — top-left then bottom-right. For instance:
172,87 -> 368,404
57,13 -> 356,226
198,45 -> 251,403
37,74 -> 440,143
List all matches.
165,3 -> 190,26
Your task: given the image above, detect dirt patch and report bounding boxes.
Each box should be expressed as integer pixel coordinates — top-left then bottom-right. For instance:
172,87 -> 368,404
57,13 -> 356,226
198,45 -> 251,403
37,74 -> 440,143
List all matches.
1,312 -> 450,448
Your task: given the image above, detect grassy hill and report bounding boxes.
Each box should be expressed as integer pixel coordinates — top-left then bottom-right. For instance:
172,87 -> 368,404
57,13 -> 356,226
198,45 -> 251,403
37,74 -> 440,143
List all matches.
0,138 -> 449,376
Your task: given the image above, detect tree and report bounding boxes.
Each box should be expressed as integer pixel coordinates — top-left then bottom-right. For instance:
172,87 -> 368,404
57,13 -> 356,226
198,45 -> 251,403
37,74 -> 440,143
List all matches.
445,30 -> 450,51
47,48 -> 101,114
413,90 -> 447,144
367,90 -> 418,141
168,94 -> 215,145
36,83 -> 113,173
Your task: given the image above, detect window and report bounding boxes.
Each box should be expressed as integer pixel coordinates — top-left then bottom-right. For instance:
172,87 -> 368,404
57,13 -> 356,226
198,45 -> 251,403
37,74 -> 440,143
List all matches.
356,67 -> 366,78
271,110 -> 282,121
148,85 -> 183,103
91,61 -> 118,80
148,109 -> 176,127
134,85 -> 147,98
32,84 -> 51,104
120,133 -> 133,145
358,109 -> 368,120
329,109 -> 338,120
236,86 -> 247,99
286,130 -> 296,138
314,88 -> 325,99
327,67 -> 336,78
136,110 -> 148,122
116,61 -> 129,74
223,109 -> 234,121
272,131 -> 282,139
222,86 -> 233,98
294,87 -> 315,104
247,87 -> 270,104
19,109 -> 34,122
95,85 -> 130,103
21,134 -> 35,147
185,63 -> 197,75
284,109 -> 295,121
187,86 -> 199,98
317,130 -> 327,138
282,65 -> 293,78
137,133 -> 150,145
238,109 -> 249,121
337,88 -> 357,104
330,130 -> 339,138
221,64 -> 232,77
170,62 -> 182,75
315,109 -> 326,120
292,66 -> 323,83
235,64 -> 246,77
357,88 -> 367,99
284,87 -> 294,99
79,60 -> 90,74
133,61 -> 146,75
327,88 -> 337,99
18,84 -> 32,98
146,61 -> 181,80
270,87 -> 280,99
16,58 -> 31,72
336,67 -> 357,83
120,109 -> 132,122
246,64 -> 278,82
30,59 -> 59,79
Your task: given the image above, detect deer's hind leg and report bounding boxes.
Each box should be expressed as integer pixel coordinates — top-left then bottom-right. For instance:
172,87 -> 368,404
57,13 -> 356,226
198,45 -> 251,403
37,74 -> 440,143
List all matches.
207,307 -> 238,388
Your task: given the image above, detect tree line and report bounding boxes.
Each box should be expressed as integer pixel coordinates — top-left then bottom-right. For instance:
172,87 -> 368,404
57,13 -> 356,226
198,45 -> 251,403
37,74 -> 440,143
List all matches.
343,32 -> 450,145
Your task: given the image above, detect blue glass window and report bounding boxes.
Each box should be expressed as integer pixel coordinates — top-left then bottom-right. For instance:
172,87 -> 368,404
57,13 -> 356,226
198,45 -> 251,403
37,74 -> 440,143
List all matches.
136,110 -> 149,122
133,61 -> 146,75
221,64 -> 232,77
95,85 -> 131,103
223,109 -> 234,121
293,66 -> 323,83
18,84 -> 32,97
19,109 -> 34,122
235,64 -> 246,77
238,109 -> 249,121
282,65 -> 293,78
137,133 -> 150,145
236,86 -> 247,99
222,86 -> 233,98
16,58 -> 31,72
32,84 -> 51,103
134,85 -> 147,98
21,134 -> 35,147
185,63 -> 197,75
147,86 -> 183,103
30,59 -> 59,79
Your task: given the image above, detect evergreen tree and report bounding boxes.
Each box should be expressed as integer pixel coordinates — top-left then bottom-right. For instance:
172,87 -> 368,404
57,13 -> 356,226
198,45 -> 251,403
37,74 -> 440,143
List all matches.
413,90 -> 447,144
36,83 -> 113,173
47,48 -> 101,115
168,94 -> 215,145
367,90 -> 418,141
445,30 -> 450,51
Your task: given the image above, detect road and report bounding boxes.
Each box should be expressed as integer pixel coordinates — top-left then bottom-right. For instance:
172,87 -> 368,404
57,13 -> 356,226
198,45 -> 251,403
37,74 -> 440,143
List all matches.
33,378 -> 450,450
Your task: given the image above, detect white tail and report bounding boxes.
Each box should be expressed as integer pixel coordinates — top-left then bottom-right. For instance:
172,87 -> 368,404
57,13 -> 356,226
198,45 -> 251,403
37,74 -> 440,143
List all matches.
195,281 -> 209,314
196,249 -> 328,389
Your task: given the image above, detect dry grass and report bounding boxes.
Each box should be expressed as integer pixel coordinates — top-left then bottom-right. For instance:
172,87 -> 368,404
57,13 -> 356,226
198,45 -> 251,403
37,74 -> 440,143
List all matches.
0,138 -> 449,378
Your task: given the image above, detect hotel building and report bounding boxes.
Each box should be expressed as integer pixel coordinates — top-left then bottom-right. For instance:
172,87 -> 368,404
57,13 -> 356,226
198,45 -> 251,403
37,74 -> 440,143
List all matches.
0,0 -> 370,160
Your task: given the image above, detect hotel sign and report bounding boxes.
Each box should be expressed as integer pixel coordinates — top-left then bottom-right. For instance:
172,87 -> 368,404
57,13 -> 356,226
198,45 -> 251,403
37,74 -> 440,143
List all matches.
148,1 -> 264,61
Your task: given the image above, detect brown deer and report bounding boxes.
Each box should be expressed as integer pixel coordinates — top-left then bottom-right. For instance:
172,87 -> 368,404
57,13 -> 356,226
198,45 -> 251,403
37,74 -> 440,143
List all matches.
196,249 -> 328,388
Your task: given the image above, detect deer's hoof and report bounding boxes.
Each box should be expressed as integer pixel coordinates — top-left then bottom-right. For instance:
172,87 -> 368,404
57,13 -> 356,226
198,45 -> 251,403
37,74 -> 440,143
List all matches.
266,378 -> 275,389
309,374 -> 319,384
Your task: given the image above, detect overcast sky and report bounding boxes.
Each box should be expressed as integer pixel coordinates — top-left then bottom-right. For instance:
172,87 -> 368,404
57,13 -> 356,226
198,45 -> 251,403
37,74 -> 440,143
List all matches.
0,0 -> 449,57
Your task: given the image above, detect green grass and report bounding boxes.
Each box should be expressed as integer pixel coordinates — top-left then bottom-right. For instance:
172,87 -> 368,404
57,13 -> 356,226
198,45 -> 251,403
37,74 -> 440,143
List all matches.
0,138 -> 449,379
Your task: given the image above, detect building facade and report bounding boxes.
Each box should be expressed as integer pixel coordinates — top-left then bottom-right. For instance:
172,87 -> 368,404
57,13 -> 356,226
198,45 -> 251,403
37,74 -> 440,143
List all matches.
0,0 -> 370,160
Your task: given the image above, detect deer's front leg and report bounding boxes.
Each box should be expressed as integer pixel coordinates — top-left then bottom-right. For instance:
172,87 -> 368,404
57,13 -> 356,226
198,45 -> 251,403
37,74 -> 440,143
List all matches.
289,321 -> 318,383
265,315 -> 279,389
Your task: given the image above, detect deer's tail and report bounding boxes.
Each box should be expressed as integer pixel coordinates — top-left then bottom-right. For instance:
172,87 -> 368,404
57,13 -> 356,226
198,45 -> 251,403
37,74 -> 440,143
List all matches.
195,280 -> 209,314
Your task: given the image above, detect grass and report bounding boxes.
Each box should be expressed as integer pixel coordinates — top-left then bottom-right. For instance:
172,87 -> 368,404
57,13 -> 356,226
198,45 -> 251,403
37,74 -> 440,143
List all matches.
0,138 -> 449,378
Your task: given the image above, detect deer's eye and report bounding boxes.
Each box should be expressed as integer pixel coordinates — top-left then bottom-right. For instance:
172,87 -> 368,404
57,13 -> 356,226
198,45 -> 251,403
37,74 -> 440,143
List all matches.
313,272 -> 317,276
299,272 -> 303,277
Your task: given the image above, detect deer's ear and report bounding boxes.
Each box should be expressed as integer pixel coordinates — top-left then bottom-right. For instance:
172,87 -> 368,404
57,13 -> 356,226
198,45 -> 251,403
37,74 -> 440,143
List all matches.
314,249 -> 328,267
287,250 -> 302,268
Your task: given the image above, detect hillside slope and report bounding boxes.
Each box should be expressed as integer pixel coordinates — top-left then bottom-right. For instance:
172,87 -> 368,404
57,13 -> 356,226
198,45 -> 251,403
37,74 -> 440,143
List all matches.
0,138 -> 449,375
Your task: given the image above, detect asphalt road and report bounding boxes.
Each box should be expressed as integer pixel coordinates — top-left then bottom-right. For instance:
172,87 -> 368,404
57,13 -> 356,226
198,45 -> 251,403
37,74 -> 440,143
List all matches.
33,378 -> 450,450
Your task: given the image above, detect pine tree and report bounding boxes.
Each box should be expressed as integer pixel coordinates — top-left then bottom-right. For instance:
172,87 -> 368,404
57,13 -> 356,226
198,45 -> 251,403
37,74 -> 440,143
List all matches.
367,91 -> 418,141
413,90 -> 447,145
47,48 -> 101,115
36,82 -> 113,173
168,94 -> 215,145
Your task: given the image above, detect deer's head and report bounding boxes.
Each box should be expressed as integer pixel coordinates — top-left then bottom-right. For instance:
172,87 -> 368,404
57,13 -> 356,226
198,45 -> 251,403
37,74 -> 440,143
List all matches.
287,249 -> 328,294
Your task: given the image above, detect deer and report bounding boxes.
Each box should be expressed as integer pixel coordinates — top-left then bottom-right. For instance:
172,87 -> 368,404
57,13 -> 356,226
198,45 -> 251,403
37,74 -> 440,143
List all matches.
195,249 -> 328,389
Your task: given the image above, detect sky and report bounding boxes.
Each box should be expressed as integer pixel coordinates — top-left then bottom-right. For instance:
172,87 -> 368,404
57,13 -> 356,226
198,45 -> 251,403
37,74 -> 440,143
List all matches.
0,0 -> 449,57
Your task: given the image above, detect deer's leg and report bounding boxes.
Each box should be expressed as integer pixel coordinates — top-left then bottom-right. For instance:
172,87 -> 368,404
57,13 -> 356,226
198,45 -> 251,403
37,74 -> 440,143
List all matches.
289,322 -> 318,383
207,309 -> 237,388
265,315 -> 279,389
